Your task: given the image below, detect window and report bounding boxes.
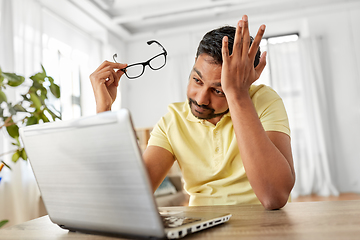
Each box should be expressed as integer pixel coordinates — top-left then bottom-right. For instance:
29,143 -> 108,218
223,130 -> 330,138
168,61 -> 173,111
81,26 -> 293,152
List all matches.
257,34 -> 299,87
257,34 -> 304,145
42,36 -> 85,120
41,10 -> 102,120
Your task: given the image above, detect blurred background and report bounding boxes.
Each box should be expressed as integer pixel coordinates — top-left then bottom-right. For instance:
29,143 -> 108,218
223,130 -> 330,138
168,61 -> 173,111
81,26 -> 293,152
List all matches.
1,0 -> 360,227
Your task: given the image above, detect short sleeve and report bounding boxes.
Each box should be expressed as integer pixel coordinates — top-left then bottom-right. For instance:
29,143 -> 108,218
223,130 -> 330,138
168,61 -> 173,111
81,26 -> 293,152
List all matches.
251,85 -> 290,136
147,115 -> 175,155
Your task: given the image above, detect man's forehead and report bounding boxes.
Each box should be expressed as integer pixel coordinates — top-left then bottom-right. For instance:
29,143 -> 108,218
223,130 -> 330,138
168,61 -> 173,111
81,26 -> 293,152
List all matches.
204,56 -> 219,64
192,67 -> 222,87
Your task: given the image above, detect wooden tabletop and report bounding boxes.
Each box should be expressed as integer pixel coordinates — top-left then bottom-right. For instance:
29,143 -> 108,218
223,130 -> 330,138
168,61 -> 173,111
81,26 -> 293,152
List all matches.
1,200 -> 360,240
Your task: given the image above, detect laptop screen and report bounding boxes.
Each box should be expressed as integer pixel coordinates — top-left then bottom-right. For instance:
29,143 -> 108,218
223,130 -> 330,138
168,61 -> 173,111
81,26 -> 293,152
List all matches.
19,109 -> 165,238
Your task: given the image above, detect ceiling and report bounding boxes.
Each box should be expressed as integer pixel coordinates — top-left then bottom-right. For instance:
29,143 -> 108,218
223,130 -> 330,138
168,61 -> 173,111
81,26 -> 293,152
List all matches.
44,0 -> 357,41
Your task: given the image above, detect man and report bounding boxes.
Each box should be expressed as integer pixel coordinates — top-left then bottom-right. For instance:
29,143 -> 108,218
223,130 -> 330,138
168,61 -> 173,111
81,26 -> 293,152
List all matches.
90,15 -> 295,210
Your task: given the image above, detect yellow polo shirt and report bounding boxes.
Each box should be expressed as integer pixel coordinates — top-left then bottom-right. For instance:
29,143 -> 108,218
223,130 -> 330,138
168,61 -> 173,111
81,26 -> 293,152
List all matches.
148,84 -> 290,206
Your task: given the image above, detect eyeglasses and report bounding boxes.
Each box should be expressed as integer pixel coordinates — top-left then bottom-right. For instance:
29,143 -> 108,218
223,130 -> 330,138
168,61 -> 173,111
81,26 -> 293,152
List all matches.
113,40 -> 167,79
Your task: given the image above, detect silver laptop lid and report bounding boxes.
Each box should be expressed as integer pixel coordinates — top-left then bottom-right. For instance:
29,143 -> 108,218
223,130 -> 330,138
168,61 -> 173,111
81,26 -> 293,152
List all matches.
19,109 -> 165,238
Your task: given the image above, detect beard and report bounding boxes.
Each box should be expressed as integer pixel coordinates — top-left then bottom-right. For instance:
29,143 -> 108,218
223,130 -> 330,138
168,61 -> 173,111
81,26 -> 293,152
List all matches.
188,98 -> 229,120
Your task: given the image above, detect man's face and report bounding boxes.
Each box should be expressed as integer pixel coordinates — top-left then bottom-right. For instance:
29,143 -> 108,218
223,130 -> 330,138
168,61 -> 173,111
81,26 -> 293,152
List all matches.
187,54 -> 229,125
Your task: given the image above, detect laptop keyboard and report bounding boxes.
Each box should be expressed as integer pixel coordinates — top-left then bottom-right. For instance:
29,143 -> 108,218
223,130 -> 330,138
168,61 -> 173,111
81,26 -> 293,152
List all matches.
161,215 -> 201,228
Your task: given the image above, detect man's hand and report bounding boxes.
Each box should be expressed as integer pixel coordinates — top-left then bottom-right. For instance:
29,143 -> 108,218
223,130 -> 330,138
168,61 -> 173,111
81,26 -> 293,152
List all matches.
221,15 -> 267,98
221,16 -> 295,210
90,61 -> 127,113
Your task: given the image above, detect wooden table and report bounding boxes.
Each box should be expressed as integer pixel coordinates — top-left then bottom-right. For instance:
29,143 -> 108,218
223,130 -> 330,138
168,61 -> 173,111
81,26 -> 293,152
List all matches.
1,200 -> 360,239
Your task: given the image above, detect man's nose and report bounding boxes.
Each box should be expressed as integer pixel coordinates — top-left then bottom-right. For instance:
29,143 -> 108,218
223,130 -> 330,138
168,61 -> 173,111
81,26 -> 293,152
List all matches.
196,89 -> 210,106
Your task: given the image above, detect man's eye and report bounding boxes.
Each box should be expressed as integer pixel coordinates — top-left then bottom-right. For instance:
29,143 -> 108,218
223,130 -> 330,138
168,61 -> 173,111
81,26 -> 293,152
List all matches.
193,78 -> 201,84
214,89 -> 224,95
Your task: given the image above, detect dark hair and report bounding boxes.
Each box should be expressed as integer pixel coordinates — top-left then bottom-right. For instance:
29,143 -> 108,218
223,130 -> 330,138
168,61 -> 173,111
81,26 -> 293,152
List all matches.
196,26 -> 261,67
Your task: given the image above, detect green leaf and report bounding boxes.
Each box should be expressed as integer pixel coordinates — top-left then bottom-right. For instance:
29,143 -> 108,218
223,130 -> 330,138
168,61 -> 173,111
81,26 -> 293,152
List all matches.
30,72 -> 46,83
0,89 -> 7,103
50,83 -> 60,98
41,64 -> 47,76
40,112 -> 50,122
7,103 -> 16,115
6,123 -> 19,138
28,86 -> 37,94
26,116 -> 38,126
11,151 -> 20,163
0,75 -> 4,86
0,220 -> 9,228
21,94 -> 30,101
40,88 -> 48,101
45,107 -> 61,121
31,80 -> 43,89
29,92 -> 42,110
21,149 -> 27,160
47,76 -> 54,84
13,104 -> 27,112
2,72 -> 25,87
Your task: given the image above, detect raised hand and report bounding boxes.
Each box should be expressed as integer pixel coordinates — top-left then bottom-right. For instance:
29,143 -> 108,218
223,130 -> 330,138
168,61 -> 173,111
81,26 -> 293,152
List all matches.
221,15 -> 267,99
90,61 -> 127,113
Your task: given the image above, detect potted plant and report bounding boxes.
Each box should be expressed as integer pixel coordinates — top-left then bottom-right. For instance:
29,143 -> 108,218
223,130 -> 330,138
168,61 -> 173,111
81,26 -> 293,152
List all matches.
0,66 -> 61,228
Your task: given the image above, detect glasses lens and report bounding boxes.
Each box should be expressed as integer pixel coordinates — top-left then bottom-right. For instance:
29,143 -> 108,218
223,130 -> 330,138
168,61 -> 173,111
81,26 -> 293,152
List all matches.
126,64 -> 144,79
149,54 -> 166,70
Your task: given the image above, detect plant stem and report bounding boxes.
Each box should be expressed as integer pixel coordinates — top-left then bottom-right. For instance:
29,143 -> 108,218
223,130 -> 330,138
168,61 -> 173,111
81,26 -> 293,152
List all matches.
0,149 -> 16,158
0,116 -> 14,129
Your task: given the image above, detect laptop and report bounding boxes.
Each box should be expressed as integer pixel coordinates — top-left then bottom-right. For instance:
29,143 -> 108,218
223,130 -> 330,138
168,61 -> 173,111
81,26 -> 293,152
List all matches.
19,109 -> 231,239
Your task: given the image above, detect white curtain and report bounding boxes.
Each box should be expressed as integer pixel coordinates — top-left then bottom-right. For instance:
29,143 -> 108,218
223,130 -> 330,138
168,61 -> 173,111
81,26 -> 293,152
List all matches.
0,0 -> 45,227
0,0 -> 105,227
268,37 -> 339,198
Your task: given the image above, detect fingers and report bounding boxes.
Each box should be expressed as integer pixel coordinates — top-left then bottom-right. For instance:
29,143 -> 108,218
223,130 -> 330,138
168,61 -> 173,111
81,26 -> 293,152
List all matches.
233,18 -> 244,58
241,15 -> 250,59
249,24 -> 266,63
232,15 -> 265,61
222,36 -> 229,64
94,64 -> 115,85
232,15 -> 252,59
90,61 -> 127,87
255,51 -> 267,79
105,67 -> 116,87
90,60 -> 127,113
114,68 -> 126,87
94,60 -> 126,72
107,65 -> 127,87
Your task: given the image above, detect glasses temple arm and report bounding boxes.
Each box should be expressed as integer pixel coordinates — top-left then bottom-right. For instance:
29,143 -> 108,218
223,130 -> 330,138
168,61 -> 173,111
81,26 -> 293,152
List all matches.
147,40 -> 167,54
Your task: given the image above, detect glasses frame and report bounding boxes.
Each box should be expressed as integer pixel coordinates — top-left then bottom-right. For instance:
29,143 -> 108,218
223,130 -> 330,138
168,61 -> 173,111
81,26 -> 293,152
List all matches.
113,40 -> 167,79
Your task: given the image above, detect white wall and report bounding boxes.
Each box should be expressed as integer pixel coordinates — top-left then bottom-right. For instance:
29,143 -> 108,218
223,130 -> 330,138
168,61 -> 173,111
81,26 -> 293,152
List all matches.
119,3 -> 360,193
